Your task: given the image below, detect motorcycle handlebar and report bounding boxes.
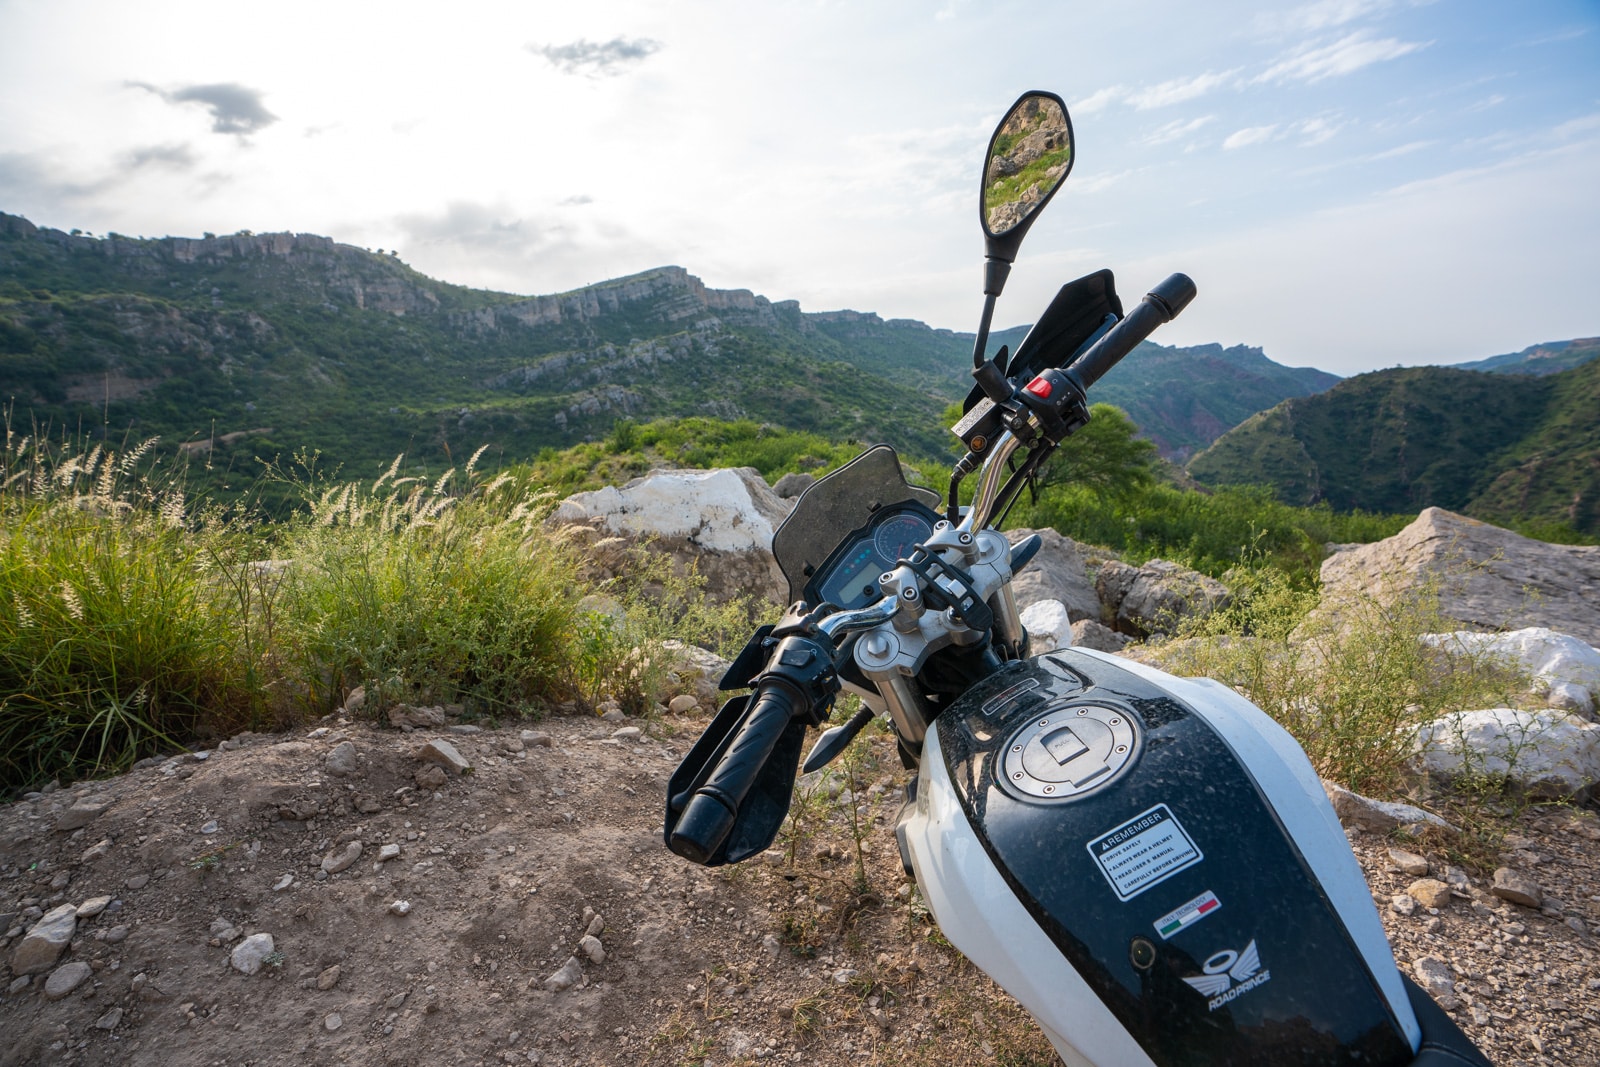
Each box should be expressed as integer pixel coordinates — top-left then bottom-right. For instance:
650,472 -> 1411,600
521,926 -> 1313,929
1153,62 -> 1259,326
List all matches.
668,674 -> 807,864
1065,273 -> 1196,392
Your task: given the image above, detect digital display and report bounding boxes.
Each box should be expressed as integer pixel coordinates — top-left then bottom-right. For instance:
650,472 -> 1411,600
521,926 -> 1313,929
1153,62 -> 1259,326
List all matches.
809,505 -> 937,610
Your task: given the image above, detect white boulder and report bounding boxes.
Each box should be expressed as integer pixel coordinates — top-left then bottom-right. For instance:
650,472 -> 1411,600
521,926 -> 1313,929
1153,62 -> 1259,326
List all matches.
1421,627 -> 1599,715
1019,600 -> 1072,654
1414,708 -> 1600,798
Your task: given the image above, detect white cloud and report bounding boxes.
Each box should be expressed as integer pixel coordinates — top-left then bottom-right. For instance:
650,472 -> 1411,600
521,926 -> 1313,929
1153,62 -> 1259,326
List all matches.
1127,70 -> 1239,110
1073,85 -> 1125,115
1258,31 -> 1428,84
1142,116 -> 1216,146
1264,0 -> 1393,34
1223,125 -> 1278,150
1296,117 -> 1342,145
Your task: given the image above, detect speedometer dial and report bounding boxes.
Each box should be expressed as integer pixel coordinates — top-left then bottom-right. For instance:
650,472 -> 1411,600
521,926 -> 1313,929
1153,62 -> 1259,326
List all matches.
874,513 -> 934,563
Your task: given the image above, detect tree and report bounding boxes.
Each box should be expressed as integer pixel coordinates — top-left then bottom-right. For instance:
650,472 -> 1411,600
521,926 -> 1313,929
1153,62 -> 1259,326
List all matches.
1036,402 -> 1157,500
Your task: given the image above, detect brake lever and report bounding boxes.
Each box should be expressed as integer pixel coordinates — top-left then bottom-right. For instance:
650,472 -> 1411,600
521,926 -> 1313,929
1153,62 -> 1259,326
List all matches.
801,706 -> 876,774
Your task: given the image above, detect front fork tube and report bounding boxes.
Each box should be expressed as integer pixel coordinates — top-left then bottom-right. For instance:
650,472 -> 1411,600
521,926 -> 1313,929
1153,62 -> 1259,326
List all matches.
988,583 -> 1027,661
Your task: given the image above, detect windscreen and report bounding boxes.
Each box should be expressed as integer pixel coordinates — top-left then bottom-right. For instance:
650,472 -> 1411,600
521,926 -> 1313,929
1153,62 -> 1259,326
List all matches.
771,445 -> 941,604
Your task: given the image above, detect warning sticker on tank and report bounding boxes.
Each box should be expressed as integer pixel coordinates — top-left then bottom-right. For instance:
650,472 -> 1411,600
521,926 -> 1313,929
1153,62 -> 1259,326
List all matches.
1087,804 -> 1202,901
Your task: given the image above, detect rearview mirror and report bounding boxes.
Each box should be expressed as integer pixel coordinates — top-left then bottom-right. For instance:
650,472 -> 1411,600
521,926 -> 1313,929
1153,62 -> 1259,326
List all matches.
981,92 -> 1073,261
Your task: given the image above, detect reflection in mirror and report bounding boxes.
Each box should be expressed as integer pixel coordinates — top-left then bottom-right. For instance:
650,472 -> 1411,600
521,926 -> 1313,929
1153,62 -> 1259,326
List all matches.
983,94 -> 1073,236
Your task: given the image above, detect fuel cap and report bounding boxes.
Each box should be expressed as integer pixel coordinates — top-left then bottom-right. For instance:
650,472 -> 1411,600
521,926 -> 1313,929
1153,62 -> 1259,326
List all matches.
1001,703 -> 1140,801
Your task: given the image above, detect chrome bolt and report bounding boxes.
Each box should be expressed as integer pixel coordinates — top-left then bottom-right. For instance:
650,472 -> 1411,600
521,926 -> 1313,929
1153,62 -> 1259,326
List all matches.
1110,718 -> 1121,726
1043,785 -> 1055,794
1012,772 -> 1024,781
1116,745 -> 1127,753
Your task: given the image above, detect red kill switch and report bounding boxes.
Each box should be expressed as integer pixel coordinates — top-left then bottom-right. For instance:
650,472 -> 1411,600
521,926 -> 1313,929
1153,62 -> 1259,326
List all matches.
1024,377 -> 1053,399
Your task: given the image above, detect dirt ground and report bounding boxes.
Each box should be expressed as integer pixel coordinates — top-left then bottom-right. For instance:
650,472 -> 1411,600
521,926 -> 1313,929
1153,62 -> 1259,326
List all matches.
1,706 -> 1596,1067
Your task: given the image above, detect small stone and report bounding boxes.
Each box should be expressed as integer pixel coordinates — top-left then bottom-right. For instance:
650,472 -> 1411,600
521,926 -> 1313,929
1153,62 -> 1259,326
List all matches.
231,933 -> 276,975
598,703 -> 625,721
611,726 -> 643,741
1407,879 -> 1452,910
7,975 -> 30,995
585,913 -> 604,937
54,800 -> 112,832
354,794 -> 382,814
668,694 -> 700,715
1443,866 -> 1471,890
209,917 -> 242,941
316,965 -> 341,991
307,727 -> 331,739
415,739 -> 472,775
76,896 -> 113,919
1490,868 -> 1542,908
1390,894 -> 1418,916
1565,916 -> 1587,935
200,819 -> 220,835
342,686 -> 366,715
321,841 -> 363,875
324,1011 -> 343,1031
447,724 -> 482,735
520,731 -> 554,748
12,903 -> 77,974
44,961 -> 93,1000
1387,849 -> 1430,877
762,934 -> 781,958
377,843 -> 402,863
125,874 -> 149,890
389,900 -> 412,916
414,764 -> 448,791
386,991 -> 408,1009
94,1007 -> 123,1030
80,838 -> 113,862
542,956 -> 582,992
273,874 -> 294,892
325,741 -> 359,777
579,934 -> 605,964
1412,956 -> 1455,999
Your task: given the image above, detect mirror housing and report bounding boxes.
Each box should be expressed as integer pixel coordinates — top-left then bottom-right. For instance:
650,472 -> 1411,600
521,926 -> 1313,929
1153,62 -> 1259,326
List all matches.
980,91 -> 1074,282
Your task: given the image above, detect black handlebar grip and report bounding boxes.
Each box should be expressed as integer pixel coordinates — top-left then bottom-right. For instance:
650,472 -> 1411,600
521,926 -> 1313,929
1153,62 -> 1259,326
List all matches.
668,677 -> 803,863
1065,273 -> 1196,393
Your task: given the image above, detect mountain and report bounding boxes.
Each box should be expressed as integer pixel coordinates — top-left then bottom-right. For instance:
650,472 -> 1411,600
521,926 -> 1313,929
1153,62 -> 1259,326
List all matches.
1187,356 -> 1600,537
0,212 -> 1332,483
1446,337 -> 1600,376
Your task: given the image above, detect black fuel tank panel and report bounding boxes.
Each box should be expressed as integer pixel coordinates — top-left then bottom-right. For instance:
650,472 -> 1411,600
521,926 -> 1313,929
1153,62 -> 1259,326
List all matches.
938,651 -> 1414,1067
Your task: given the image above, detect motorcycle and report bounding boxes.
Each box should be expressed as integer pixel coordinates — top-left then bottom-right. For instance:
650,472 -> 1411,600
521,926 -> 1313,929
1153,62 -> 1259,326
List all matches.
663,90 -> 1489,1067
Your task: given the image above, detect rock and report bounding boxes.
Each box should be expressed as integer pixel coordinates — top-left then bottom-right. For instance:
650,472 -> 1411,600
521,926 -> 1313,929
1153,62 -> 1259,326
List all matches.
415,739 -> 472,775
44,960 -> 92,999
1422,627 -> 1600,715
94,1007 -> 123,1030
1407,879 -> 1452,909
447,724 -> 482,735
377,843 -> 402,863
414,764 -> 448,790
585,913 -> 604,937
579,934 -> 606,964
598,702 -> 625,720
772,472 -> 815,498
552,467 -> 793,604
389,900 -> 411,916
656,640 -> 735,708
1490,868 -> 1543,908
210,918 -> 242,941
103,925 -> 129,944
325,741 -> 359,777
1390,894 -> 1418,916
762,934 -> 781,958
520,730 -> 553,748
81,837 -> 113,862
273,874 -> 294,892
388,704 -> 447,729
324,1011 -> 343,1031
1095,558 -> 1230,637
125,873 -> 150,890
200,819 -> 220,835
230,933 -> 276,975
612,726 -> 643,741
12,904 -> 77,974
542,956 -> 583,992
1019,599 -> 1072,654
1387,849 -> 1430,877
342,686 -> 366,715
1414,708 -> 1600,798
321,841 -> 363,875
1318,508 -> 1600,648
1003,528 -> 1101,621
386,992 -> 408,1009
1412,956 -> 1456,998
316,965 -> 341,991
1322,781 -> 1456,833
54,800 -> 112,832
667,694 -> 700,715
76,895 -> 113,918
1070,618 -> 1132,653
354,794 -> 382,814
6,976 -> 28,995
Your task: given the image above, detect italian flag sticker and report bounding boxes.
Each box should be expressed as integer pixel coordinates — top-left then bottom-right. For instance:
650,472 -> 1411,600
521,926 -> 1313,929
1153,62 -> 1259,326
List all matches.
1154,890 -> 1221,940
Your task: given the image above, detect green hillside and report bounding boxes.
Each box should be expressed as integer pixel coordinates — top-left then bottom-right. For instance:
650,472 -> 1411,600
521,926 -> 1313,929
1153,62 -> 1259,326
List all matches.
1187,358 -> 1600,538
1448,337 -> 1600,376
2,212 -> 1335,491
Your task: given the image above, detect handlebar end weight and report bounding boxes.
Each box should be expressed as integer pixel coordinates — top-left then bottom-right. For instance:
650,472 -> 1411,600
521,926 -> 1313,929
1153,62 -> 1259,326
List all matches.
669,792 -> 739,865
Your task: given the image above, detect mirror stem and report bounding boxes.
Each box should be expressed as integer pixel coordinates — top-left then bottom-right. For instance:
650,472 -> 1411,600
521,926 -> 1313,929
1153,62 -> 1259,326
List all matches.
984,257 -> 1012,297
972,293 -> 997,370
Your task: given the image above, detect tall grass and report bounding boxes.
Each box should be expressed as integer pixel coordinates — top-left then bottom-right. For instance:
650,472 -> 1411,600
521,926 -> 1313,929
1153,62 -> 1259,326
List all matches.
0,431 -> 262,788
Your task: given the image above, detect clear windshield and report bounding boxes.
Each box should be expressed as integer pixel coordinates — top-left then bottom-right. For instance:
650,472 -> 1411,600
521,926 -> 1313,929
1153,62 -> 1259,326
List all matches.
771,445 -> 941,604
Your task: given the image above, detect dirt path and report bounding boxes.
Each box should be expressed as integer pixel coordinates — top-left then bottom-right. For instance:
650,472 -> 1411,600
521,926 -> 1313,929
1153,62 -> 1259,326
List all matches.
2,709 -> 1596,1066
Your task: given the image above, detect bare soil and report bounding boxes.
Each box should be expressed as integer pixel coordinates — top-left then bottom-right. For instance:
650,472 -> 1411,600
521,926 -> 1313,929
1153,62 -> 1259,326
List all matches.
1,710 -> 1596,1067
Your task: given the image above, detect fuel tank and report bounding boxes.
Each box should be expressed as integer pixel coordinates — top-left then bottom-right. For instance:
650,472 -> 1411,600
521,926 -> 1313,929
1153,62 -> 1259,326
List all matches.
899,647 -> 1424,1067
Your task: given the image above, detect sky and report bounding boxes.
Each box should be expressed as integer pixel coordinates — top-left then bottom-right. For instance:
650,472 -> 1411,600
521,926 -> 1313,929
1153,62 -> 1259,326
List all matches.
0,0 -> 1596,375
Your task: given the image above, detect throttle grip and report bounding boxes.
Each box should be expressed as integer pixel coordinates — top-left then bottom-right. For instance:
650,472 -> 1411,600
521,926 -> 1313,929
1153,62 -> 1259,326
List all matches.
1066,273 -> 1196,392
